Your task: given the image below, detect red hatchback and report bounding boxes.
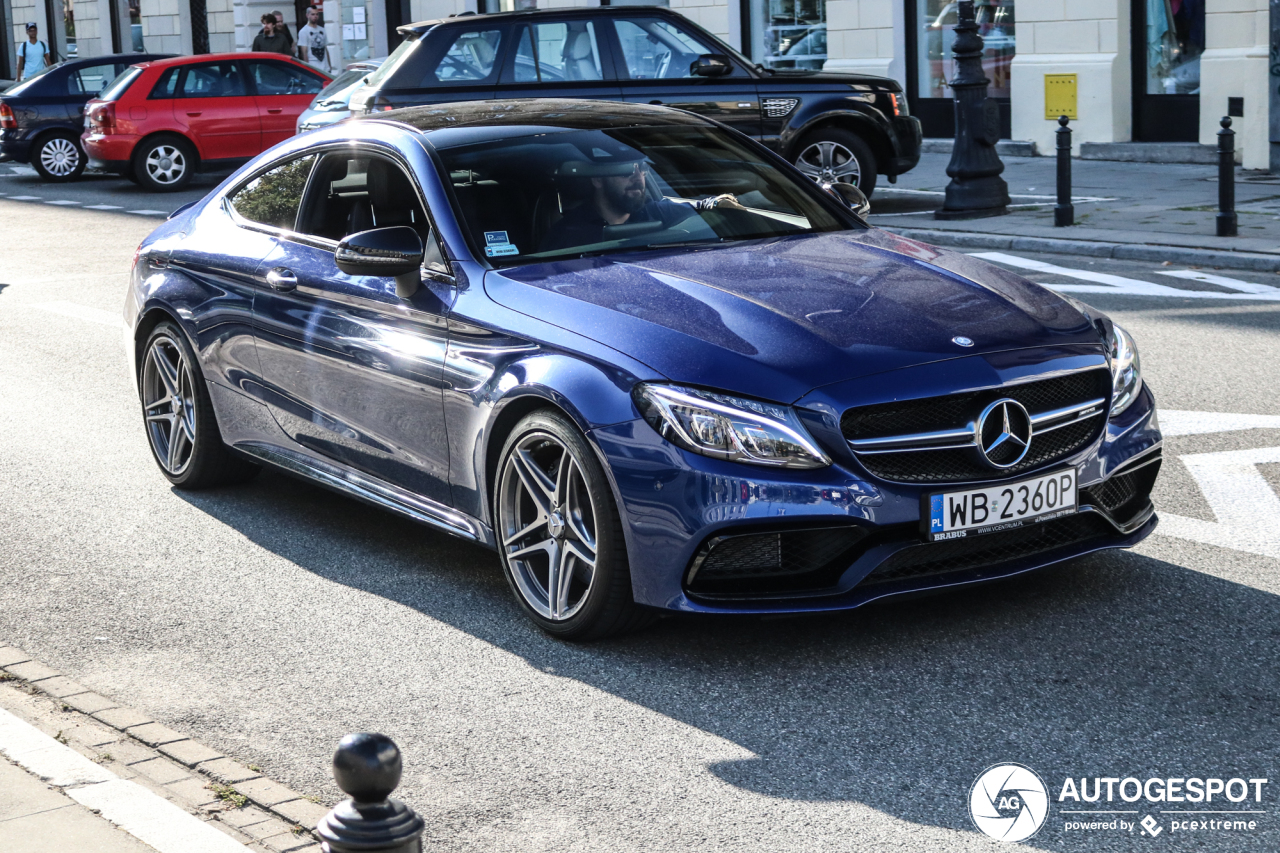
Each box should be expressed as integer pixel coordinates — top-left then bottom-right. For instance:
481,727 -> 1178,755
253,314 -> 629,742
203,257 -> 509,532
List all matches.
83,53 -> 329,191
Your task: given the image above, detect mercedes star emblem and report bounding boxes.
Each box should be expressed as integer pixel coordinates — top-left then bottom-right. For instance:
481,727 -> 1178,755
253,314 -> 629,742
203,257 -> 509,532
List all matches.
953,336 -> 974,347
976,398 -> 1033,468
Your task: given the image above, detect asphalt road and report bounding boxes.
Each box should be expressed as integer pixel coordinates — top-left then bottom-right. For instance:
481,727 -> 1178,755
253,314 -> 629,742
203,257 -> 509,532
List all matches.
1,175 -> 1278,852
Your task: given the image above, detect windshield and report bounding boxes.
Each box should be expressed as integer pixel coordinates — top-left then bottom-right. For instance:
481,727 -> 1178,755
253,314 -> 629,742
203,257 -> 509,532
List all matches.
434,126 -> 858,265
98,66 -> 143,101
315,68 -> 369,102
4,61 -> 65,95
362,34 -> 419,88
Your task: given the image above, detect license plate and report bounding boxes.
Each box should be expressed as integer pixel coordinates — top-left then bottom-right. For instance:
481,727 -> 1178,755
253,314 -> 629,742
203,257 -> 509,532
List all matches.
926,469 -> 1077,541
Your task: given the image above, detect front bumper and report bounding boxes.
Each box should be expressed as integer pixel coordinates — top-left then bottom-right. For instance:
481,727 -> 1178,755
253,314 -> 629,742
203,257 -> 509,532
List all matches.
888,115 -> 923,175
595,378 -> 1160,615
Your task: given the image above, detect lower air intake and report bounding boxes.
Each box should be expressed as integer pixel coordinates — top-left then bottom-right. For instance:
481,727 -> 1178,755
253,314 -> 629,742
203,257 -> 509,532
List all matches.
688,526 -> 868,597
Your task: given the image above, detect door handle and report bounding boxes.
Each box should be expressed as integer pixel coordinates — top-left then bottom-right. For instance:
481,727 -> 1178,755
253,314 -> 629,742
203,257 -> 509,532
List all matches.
267,108 -> 283,114
186,111 -> 202,117
266,267 -> 297,292
648,100 -> 663,105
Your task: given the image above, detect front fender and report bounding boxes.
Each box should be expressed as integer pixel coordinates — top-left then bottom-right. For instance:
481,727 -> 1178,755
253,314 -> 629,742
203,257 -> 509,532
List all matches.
781,106 -> 897,164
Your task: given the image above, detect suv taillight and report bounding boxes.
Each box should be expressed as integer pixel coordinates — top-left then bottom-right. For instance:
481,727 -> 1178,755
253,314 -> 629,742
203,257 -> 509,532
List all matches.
0,102 -> 15,129
88,102 -> 117,132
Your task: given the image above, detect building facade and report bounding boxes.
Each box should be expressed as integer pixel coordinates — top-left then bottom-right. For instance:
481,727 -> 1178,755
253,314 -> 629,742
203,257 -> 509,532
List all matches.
4,0 -> 1271,167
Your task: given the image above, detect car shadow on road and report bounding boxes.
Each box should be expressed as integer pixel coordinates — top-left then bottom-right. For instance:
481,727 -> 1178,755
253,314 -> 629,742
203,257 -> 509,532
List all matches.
177,469 -> 1280,851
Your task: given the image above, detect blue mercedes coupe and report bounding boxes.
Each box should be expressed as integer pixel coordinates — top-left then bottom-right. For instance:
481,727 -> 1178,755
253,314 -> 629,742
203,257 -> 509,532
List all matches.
127,99 -> 1161,639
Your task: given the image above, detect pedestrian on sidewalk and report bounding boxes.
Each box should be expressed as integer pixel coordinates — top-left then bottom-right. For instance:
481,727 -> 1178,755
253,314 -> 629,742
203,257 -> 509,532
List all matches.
252,14 -> 293,56
272,10 -> 295,55
16,22 -> 54,81
297,6 -> 330,73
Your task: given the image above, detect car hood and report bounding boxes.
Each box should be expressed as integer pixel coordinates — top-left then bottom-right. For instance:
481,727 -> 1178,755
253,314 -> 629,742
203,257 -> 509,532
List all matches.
483,229 -> 1102,404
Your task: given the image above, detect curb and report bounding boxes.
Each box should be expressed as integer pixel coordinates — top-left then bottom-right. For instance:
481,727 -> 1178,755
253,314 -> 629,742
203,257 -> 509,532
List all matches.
878,226 -> 1280,272
0,644 -> 328,853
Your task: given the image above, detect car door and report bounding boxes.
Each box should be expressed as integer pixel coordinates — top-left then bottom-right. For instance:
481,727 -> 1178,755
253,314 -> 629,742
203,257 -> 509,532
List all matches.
245,59 -> 327,149
248,147 -> 455,504
493,18 -> 622,103
606,15 -> 762,140
171,61 -> 262,161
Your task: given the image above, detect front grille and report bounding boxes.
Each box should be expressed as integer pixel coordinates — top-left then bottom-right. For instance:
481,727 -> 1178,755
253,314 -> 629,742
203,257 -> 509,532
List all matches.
1081,456 -> 1161,525
857,513 -> 1118,588
688,526 -> 867,596
843,369 -> 1111,484
763,98 -> 799,118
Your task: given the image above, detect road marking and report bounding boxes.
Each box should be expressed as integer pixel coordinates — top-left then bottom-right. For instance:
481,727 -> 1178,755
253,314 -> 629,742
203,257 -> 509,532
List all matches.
84,204 -> 123,210
46,199 -> 80,206
33,301 -> 124,328
879,187 -> 1116,202
1159,409 -> 1280,436
8,195 -> 41,200
1155,268 -> 1280,294
972,252 -> 1280,301
1157,444 -> 1280,561
0,708 -> 251,853
128,209 -> 168,216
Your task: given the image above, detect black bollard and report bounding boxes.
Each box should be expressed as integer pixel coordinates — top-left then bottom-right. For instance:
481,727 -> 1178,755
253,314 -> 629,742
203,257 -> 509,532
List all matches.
317,734 -> 425,853
935,0 -> 1010,220
1217,116 -> 1237,237
1054,116 -> 1074,227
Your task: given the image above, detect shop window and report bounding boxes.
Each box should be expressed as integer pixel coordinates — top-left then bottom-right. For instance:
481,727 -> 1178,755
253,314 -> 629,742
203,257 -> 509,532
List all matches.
1142,0 -> 1202,95
914,0 -> 1015,99
746,0 -> 826,71
341,0 -> 372,63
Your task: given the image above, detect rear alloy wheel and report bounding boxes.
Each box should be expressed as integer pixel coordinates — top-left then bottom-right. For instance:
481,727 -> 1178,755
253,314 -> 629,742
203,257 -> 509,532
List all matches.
140,322 -> 258,488
134,137 -> 195,192
32,133 -> 86,182
793,127 -> 877,197
496,411 -> 652,640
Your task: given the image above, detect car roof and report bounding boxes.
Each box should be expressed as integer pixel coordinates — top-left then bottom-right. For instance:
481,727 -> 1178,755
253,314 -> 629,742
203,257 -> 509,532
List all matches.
366,98 -> 714,136
133,52 -> 314,70
402,5 -> 683,33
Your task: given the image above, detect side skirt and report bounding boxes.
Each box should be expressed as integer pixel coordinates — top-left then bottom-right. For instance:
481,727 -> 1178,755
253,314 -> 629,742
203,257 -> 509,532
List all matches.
235,441 -> 495,548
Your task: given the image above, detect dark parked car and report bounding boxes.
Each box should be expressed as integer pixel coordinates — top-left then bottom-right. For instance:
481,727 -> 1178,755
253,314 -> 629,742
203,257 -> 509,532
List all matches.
127,100 -> 1159,640
0,53 -> 172,181
348,7 -> 921,195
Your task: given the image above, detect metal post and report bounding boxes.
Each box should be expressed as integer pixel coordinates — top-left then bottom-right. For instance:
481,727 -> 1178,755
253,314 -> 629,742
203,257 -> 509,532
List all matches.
317,734 -> 425,853
1055,116 -> 1074,227
935,0 -> 1011,220
1218,117 -> 1237,238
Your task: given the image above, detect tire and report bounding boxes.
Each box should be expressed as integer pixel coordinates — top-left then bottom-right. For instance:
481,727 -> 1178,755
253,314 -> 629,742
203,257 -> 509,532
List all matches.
793,127 -> 878,197
133,135 -> 196,192
139,321 -> 259,489
494,410 -> 654,641
31,132 -> 87,182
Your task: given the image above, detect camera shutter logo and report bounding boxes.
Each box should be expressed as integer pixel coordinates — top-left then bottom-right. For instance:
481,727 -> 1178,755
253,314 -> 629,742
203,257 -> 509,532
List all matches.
969,763 -> 1049,842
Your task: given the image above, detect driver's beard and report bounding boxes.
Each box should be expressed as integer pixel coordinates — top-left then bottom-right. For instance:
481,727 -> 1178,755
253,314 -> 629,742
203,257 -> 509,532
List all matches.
605,180 -> 646,216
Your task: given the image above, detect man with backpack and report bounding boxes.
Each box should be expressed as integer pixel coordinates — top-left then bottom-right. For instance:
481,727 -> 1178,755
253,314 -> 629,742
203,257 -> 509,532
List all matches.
16,22 -> 55,81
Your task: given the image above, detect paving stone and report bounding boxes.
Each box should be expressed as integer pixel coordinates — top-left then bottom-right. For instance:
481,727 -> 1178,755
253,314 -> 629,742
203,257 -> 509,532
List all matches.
242,817 -> 293,841
215,804 -> 272,828
130,757 -> 192,786
200,757 -> 263,784
159,738 -> 223,768
126,722 -> 187,747
61,692 -> 118,714
107,739 -> 156,766
263,831 -> 315,852
29,675 -> 87,698
235,776 -> 301,807
0,647 -> 31,667
93,707 -> 153,731
4,661 -> 60,682
271,798 -> 329,828
65,720 -> 120,748
289,845 -> 323,853
164,776 -> 223,808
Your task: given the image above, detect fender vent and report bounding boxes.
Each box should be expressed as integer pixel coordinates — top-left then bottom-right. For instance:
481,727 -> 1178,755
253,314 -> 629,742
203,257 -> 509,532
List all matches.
763,98 -> 799,119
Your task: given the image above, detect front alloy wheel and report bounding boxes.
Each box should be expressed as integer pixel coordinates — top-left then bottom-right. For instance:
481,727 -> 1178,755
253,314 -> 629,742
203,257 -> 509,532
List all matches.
495,411 -> 652,640
793,128 -> 877,196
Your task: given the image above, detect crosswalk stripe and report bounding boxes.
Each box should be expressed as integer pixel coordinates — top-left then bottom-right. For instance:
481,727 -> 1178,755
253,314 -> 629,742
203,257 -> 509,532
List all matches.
127,209 -> 167,216
84,204 -> 123,210
1155,268 -> 1280,294
45,200 -> 80,206
8,195 -> 40,200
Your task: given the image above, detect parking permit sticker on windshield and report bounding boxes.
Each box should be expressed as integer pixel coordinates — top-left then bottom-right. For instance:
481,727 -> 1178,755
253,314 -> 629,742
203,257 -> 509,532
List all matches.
484,231 -> 519,257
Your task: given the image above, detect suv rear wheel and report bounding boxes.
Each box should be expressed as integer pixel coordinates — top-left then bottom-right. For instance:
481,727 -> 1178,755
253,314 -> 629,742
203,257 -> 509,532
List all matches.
793,127 -> 877,197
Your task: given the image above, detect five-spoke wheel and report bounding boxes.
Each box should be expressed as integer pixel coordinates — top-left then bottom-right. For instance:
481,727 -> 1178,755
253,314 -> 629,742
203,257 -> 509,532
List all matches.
33,133 -> 86,182
495,411 -> 651,640
793,127 -> 877,197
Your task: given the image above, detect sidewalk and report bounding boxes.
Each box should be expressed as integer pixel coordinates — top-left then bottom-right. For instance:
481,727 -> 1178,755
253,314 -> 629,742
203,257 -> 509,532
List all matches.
868,152 -> 1280,271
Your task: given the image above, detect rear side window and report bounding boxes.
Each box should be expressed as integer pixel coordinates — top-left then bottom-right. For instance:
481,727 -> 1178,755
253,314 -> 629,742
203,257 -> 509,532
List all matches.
506,22 -> 602,84
249,60 -> 325,96
229,155 -> 318,231
67,63 -> 121,96
148,67 -> 180,99
387,26 -> 505,88
179,62 -> 248,98
100,66 -> 143,101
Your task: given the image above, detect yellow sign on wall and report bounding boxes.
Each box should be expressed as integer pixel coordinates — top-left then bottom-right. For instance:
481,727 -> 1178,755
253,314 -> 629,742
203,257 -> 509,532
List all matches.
1045,74 -> 1078,120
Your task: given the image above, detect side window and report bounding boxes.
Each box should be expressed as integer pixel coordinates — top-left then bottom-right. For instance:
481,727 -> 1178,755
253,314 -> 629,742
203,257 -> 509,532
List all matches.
425,28 -> 504,85
149,67 -> 180,99
68,63 -> 118,96
504,21 -> 601,84
249,61 -> 325,96
614,18 -> 726,80
229,155 -> 317,231
178,62 -> 248,98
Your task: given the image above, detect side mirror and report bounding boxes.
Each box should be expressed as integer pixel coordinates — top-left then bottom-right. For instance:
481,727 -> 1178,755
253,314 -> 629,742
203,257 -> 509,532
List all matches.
336,226 -> 424,298
826,182 -> 871,219
690,54 -> 733,77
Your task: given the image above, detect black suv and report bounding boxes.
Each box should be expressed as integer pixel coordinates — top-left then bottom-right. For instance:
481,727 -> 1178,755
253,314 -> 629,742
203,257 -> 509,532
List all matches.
350,8 -> 920,195
0,53 -> 172,181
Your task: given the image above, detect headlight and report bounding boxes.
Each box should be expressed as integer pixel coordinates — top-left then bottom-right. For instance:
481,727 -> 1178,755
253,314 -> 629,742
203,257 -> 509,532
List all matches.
1107,322 -> 1142,417
634,384 -> 830,469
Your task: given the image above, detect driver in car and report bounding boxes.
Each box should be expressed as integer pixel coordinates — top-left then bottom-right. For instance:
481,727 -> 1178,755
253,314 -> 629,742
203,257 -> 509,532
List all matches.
542,147 -> 742,252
